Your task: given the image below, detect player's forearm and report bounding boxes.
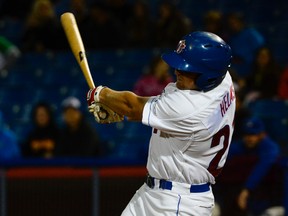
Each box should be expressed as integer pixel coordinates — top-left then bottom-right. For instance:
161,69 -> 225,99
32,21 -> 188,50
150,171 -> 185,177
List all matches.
100,88 -> 149,121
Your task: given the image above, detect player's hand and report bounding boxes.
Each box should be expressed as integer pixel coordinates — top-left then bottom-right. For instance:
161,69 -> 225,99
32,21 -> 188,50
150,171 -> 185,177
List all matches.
87,86 -> 124,123
88,103 -> 124,124
86,85 -> 106,106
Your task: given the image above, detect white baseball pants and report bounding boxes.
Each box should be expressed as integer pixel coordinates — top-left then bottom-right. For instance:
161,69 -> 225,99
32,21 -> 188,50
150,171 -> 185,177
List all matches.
121,183 -> 215,216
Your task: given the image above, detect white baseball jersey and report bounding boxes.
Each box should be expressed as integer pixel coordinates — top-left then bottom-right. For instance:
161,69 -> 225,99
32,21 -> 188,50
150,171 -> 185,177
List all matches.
142,72 -> 236,185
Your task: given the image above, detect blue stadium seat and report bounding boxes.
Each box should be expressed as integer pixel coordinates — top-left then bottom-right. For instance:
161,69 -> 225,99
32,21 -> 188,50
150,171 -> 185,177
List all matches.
3,65 -> 45,87
108,122 -> 151,159
89,119 -> 151,159
21,52 -> 55,69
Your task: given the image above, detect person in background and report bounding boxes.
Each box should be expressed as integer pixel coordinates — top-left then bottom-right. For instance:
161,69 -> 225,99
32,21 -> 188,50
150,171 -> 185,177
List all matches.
133,55 -> 174,96
244,46 -> 283,102
225,12 -> 265,78
58,96 -> 100,157
21,0 -> 66,52
231,117 -> 280,211
0,110 -> 20,160
21,102 -> 60,158
216,117 -> 281,216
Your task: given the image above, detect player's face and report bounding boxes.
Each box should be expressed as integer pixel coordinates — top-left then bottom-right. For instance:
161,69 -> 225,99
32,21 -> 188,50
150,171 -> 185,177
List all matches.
175,70 -> 197,90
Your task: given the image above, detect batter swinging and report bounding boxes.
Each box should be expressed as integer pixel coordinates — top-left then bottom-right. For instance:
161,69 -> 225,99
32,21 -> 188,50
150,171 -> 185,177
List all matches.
87,31 -> 236,216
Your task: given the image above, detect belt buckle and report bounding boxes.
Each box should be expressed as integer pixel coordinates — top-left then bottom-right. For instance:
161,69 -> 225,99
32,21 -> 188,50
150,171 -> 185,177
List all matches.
146,175 -> 155,189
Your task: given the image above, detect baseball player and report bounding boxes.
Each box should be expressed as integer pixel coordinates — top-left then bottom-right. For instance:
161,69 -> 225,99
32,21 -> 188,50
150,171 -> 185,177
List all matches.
87,31 -> 236,216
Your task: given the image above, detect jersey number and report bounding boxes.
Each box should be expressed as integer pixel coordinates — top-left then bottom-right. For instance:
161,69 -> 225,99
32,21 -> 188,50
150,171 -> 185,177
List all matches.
207,125 -> 230,177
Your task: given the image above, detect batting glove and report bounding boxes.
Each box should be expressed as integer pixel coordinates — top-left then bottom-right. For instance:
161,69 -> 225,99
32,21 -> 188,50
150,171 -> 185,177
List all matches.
87,86 -> 124,124
88,103 -> 124,124
86,85 -> 106,106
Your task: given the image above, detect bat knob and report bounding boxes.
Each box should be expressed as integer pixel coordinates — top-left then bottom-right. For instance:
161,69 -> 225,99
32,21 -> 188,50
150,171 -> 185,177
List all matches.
99,110 -> 108,120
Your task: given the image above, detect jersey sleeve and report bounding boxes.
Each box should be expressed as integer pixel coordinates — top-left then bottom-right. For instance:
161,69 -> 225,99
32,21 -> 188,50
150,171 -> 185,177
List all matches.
142,90 -> 204,136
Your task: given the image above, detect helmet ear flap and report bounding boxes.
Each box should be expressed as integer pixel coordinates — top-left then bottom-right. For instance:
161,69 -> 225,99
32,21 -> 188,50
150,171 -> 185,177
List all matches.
196,73 -> 226,92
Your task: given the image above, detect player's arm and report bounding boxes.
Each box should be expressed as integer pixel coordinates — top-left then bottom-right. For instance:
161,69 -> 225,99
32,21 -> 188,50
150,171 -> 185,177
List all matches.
100,88 -> 149,121
87,86 -> 150,122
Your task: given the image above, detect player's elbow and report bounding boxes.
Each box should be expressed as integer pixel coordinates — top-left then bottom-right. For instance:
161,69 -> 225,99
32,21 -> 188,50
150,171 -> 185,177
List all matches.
123,94 -> 148,121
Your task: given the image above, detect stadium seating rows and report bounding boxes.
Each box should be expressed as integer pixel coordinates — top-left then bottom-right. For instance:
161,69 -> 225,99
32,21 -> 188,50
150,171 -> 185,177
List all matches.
1,0 -> 288,64
0,50 -> 156,158
1,50 -> 288,158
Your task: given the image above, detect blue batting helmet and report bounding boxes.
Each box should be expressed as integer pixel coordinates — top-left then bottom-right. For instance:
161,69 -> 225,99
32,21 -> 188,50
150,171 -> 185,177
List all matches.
162,31 -> 232,91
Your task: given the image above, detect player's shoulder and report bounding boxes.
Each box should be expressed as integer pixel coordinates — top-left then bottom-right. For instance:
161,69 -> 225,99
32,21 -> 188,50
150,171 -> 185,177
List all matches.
152,74 -> 234,117
158,84 -> 212,117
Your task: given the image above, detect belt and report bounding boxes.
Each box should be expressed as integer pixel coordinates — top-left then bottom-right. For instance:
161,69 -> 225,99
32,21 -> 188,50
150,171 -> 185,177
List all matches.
146,175 -> 210,193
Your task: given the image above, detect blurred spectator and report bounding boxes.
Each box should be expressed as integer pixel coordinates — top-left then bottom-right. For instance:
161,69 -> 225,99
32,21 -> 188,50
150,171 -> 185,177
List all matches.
278,65 -> 288,100
215,117 -> 281,216
21,102 -> 60,158
225,12 -> 265,78
202,10 -> 224,37
81,2 -> 124,50
21,0 -> 66,52
126,0 -> 155,48
0,35 -> 21,71
244,46 -> 283,102
0,110 -> 20,159
58,96 -> 100,157
154,1 -> 192,48
133,56 -> 174,96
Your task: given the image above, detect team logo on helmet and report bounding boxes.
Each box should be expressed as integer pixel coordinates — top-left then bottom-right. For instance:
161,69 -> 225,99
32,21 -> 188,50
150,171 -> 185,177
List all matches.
176,40 -> 186,54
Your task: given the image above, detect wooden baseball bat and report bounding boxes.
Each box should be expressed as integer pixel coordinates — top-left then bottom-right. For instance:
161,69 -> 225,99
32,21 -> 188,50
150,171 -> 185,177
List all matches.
60,12 -> 95,89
